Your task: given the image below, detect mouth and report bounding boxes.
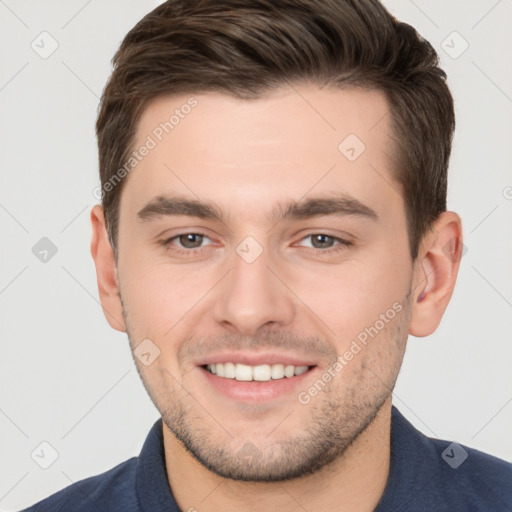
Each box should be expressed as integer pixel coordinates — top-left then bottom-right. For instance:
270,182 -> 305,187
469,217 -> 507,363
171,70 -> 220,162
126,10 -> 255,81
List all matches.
197,355 -> 319,403
203,362 -> 312,381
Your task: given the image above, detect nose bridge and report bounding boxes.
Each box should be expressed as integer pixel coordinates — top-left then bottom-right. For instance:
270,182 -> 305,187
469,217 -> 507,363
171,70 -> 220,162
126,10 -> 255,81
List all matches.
212,241 -> 295,334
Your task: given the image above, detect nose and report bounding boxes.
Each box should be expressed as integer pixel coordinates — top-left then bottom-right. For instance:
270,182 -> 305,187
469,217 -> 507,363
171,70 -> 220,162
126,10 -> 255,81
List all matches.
212,245 -> 296,335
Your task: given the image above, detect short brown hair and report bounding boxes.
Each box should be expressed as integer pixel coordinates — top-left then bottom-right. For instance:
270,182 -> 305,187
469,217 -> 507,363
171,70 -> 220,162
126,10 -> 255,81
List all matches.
96,0 -> 455,261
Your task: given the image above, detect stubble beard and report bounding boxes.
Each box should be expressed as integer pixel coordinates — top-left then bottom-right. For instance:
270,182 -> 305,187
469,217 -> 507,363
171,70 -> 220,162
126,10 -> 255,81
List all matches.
122,289 -> 412,482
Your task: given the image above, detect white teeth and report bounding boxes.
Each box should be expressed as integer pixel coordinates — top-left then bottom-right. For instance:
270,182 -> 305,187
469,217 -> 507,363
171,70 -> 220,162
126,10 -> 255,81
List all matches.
271,364 -> 285,379
206,362 -> 310,381
235,363 -> 253,381
224,362 -> 236,379
294,365 -> 308,376
284,365 -> 295,378
253,364 -> 271,381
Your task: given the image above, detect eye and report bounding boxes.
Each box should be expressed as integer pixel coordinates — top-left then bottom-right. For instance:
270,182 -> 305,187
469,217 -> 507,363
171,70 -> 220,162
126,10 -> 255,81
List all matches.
162,233 -> 212,250
297,234 -> 352,251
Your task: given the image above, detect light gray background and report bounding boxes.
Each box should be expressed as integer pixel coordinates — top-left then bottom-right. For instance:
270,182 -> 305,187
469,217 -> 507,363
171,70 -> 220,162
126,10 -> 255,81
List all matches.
1,0 -> 511,510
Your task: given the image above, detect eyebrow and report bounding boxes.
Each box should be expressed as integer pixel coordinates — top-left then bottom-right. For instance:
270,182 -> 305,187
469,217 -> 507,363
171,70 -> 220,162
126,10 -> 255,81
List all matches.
136,193 -> 379,224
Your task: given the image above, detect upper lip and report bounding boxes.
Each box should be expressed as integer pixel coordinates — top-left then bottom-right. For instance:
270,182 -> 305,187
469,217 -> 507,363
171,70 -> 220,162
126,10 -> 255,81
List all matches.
195,352 -> 317,368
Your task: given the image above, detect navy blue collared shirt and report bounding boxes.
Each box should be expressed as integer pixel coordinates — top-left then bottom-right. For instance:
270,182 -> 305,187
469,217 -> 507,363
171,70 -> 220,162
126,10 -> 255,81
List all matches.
22,406 -> 512,511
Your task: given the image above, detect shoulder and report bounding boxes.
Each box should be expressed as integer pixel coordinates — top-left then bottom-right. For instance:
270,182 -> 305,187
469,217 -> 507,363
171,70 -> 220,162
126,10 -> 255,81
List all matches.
380,407 -> 512,511
22,457 -> 139,512
427,437 -> 512,510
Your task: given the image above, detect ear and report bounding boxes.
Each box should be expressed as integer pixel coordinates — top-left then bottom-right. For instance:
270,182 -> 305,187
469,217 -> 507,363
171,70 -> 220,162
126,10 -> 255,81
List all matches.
409,211 -> 463,337
90,205 -> 126,332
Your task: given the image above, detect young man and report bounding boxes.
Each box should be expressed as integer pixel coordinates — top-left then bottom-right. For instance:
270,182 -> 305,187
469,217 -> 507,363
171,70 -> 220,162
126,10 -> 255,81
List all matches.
24,0 -> 512,510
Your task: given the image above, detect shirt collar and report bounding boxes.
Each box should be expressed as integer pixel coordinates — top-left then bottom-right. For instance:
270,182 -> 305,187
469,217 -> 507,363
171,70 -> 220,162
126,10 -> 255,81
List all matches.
374,406 -> 440,510
135,418 -> 181,512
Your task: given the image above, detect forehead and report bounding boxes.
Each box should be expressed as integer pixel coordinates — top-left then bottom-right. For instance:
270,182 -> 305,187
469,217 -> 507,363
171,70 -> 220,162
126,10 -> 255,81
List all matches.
121,84 -> 401,226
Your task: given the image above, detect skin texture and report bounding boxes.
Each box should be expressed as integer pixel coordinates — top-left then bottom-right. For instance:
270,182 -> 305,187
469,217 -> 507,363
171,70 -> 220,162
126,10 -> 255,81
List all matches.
91,84 -> 463,511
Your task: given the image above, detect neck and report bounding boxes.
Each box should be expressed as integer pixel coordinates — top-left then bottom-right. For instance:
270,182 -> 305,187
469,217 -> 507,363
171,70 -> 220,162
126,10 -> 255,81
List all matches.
163,398 -> 392,512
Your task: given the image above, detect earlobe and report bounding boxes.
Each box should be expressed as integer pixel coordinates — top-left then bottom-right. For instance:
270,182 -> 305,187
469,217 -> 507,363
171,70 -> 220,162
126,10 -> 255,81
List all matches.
409,211 -> 463,337
90,205 -> 126,333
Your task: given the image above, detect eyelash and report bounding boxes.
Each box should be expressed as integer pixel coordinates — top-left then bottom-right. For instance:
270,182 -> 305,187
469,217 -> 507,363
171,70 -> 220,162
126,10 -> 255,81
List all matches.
160,232 -> 353,256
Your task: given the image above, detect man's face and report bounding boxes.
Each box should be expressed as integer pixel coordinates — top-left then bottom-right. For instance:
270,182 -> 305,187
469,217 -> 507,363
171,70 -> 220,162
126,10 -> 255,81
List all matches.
115,85 -> 415,480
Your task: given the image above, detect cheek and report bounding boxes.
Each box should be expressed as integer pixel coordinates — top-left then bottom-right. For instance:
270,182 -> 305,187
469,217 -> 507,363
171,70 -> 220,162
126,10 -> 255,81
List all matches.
120,270 -> 190,377
289,250 -> 411,346
118,260 -> 216,339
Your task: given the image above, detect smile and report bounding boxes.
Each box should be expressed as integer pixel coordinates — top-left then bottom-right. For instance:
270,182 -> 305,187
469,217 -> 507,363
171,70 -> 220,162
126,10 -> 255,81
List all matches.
204,363 -> 310,381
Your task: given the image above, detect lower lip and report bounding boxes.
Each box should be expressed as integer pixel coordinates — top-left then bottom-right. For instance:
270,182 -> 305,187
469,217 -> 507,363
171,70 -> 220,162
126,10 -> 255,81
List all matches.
199,366 -> 317,403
